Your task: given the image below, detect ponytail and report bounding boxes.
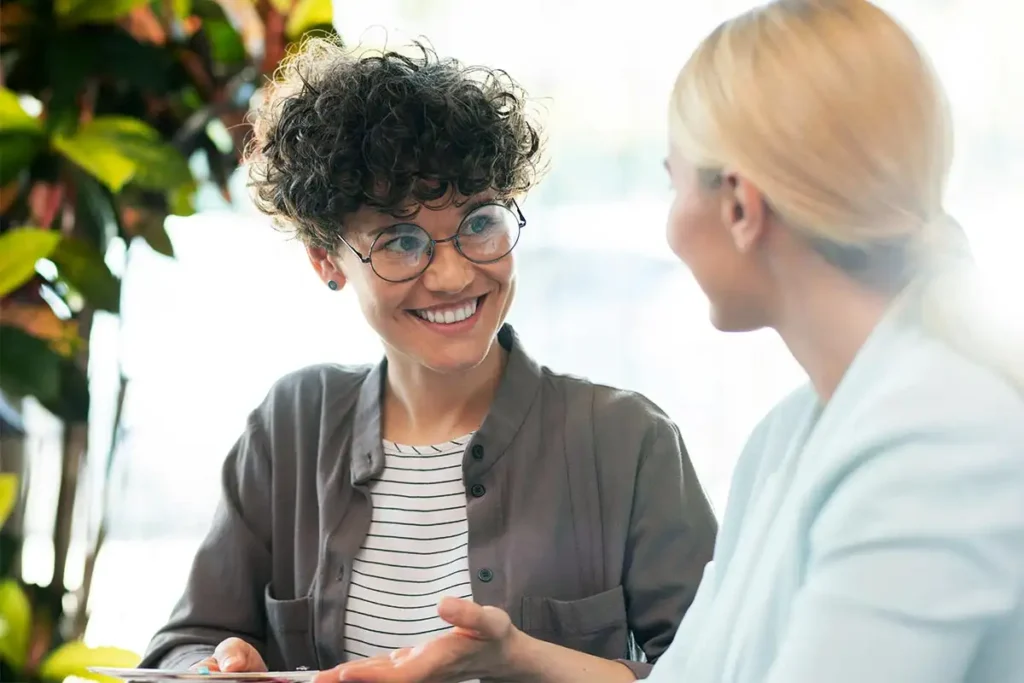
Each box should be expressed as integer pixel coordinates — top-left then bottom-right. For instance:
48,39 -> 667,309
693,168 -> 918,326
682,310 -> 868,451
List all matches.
900,216 -> 1024,392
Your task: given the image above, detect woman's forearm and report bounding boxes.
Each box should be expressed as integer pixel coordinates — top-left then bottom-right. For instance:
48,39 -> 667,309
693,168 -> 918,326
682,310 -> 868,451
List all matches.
504,631 -> 638,683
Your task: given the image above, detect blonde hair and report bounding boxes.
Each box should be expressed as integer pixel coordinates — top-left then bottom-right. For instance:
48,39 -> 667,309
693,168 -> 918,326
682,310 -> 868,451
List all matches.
670,0 -> 1023,390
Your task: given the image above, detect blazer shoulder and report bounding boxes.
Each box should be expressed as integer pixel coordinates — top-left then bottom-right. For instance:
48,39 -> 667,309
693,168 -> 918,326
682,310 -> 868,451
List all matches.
245,362 -> 374,441
541,367 -> 679,437
851,335 -> 1024,447
807,336 -> 1024,510
258,363 -> 371,408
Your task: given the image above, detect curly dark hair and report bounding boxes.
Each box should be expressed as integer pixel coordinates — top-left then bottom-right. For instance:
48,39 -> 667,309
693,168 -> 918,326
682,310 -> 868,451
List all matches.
246,37 -> 544,250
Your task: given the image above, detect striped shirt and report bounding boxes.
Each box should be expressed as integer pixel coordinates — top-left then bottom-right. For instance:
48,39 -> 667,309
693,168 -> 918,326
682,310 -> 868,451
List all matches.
342,434 -> 475,662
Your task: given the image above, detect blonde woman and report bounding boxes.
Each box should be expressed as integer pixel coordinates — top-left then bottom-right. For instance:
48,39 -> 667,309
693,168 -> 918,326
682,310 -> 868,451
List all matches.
313,1 -> 1024,682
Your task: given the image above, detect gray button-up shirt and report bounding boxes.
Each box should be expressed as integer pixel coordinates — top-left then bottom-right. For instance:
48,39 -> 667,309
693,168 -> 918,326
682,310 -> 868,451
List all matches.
142,325 -> 717,679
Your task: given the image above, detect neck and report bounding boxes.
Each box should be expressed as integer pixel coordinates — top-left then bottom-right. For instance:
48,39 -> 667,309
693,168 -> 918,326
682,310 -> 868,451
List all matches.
382,337 -> 507,444
773,266 -> 893,402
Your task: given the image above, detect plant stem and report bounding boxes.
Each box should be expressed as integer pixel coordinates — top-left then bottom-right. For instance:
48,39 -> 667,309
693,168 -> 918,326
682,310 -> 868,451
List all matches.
50,420 -> 87,597
73,370 -> 127,639
73,520 -> 106,639
49,298 -> 93,605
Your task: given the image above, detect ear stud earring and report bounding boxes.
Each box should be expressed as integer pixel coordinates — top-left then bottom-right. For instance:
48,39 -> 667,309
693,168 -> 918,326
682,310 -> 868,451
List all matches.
327,280 -> 339,291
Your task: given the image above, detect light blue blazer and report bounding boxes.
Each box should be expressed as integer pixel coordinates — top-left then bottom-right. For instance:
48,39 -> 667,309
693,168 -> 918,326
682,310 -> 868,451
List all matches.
647,307 -> 1024,682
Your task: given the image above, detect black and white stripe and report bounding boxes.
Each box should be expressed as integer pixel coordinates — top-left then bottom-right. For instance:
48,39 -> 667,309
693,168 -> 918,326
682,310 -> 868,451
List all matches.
342,435 -> 474,662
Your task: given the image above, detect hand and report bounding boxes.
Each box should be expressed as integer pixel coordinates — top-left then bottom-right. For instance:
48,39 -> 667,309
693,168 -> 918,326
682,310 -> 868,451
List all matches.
313,597 -> 521,683
192,637 -> 268,673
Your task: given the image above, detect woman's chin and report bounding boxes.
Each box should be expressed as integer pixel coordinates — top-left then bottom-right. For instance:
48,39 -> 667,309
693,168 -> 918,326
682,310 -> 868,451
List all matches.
419,341 -> 498,376
708,301 -> 765,334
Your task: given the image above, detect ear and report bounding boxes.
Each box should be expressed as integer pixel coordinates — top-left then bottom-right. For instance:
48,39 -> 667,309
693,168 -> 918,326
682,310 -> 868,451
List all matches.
306,244 -> 347,290
719,172 -> 768,254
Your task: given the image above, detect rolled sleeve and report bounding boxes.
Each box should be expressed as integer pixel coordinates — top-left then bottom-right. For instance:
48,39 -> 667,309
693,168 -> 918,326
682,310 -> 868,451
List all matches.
621,416 -> 717,673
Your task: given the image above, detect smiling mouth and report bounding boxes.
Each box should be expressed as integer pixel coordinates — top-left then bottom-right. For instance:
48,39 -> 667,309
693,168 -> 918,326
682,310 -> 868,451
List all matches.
409,295 -> 485,325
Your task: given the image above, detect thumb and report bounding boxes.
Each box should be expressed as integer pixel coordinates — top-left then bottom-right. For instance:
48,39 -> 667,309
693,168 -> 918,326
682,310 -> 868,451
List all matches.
214,638 -> 266,672
437,597 -> 507,639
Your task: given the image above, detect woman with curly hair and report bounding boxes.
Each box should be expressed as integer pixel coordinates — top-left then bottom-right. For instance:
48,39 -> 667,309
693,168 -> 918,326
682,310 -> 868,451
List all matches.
137,38 -> 717,679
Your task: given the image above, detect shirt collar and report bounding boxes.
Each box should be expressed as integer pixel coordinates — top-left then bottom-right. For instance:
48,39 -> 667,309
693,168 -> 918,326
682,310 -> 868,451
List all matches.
349,323 -> 543,484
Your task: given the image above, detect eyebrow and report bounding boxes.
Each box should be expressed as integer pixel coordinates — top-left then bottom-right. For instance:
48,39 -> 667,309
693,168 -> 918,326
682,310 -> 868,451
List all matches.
456,196 -> 496,215
373,196 -> 497,233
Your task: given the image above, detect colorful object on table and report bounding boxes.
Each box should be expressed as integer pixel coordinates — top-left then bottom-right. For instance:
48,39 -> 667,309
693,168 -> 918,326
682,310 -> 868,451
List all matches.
87,667 -> 319,683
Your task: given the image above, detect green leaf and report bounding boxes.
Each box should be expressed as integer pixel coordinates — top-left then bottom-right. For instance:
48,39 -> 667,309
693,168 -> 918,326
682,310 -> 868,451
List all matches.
0,326 -> 89,422
48,357 -> 91,423
63,117 -> 193,193
39,641 -> 140,683
113,148 -> 192,194
168,181 -> 197,217
171,0 -> 193,18
56,0 -> 150,24
49,238 -> 121,313
191,0 -> 230,21
205,18 -> 246,65
83,116 -> 158,140
74,171 -> 120,256
0,579 -> 31,671
0,228 -> 61,296
285,0 -> 333,39
0,325 -> 61,403
137,217 -> 175,258
0,88 -> 45,184
54,132 -> 136,193
0,89 -> 43,134
0,475 -> 17,528
0,133 -> 43,185
55,117 -> 193,194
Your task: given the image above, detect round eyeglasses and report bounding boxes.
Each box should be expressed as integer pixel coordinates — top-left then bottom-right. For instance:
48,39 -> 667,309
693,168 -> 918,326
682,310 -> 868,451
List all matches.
339,200 -> 526,283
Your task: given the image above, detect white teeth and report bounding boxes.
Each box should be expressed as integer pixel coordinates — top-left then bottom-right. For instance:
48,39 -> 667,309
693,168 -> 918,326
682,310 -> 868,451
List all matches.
415,298 -> 479,325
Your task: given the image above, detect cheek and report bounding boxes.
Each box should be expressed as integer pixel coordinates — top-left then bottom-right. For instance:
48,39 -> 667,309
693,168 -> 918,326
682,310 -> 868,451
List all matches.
474,259 -> 516,317
476,255 -> 515,289
665,192 -> 743,296
349,271 -> 408,321
666,192 -> 709,264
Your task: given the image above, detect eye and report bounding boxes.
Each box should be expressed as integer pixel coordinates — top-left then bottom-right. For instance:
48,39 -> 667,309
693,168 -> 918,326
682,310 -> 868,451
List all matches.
373,224 -> 429,257
463,204 -> 512,237
382,234 -> 426,253
463,214 -> 494,235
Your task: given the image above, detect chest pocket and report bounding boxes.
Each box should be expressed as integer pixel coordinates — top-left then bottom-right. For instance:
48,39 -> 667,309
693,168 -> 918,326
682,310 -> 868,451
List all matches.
521,585 -> 629,657
264,584 -> 318,671
519,385 -> 630,659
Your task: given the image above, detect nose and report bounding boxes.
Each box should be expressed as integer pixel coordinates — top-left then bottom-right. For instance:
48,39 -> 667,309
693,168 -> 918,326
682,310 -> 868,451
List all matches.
420,241 -> 473,293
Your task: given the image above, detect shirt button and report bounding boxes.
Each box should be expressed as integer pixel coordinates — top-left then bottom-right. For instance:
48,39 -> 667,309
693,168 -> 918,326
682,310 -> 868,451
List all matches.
470,483 -> 486,498
477,568 -> 494,582
471,444 -> 484,460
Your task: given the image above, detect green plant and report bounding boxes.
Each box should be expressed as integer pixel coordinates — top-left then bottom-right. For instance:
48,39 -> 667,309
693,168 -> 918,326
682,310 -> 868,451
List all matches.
0,473 -> 140,683
0,0 -> 335,666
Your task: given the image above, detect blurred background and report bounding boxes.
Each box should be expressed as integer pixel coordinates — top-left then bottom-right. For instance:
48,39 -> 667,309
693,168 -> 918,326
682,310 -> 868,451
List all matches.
1,0 -> 1021,669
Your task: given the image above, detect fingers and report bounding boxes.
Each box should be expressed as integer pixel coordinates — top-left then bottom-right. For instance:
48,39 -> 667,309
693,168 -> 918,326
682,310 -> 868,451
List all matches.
190,657 -> 220,673
338,658 -> 419,683
436,597 -> 485,633
313,656 -> 403,683
311,667 -> 335,683
211,637 -> 267,672
311,665 -> 341,683
324,624 -> 492,683
437,597 -> 509,640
